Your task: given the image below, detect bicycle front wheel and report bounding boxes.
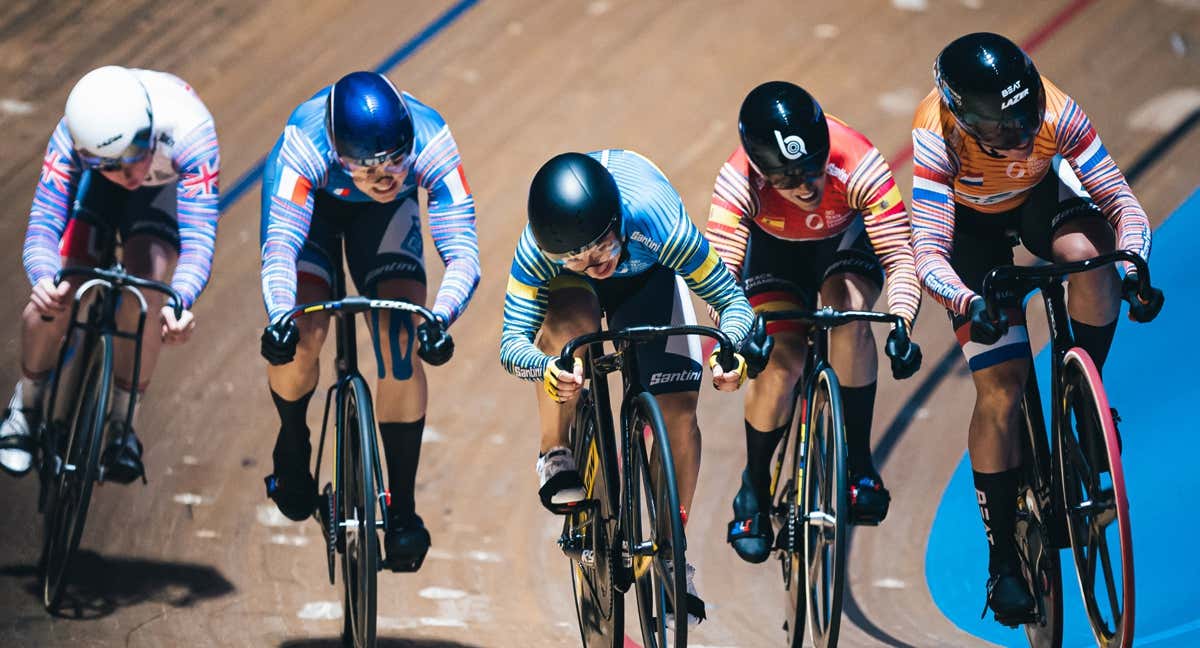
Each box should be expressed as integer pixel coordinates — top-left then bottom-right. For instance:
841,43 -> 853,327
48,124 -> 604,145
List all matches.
802,367 -> 847,648
1017,375 -> 1063,648
340,376 -> 379,648
774,395 -> 805,648
41,333 -> 111,613
566,389 -> 625,648
1059,349 -> 1133,648
626,391 -> 687,648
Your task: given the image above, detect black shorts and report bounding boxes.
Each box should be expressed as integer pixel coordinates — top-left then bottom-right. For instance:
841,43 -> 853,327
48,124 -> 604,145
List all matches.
948,156 -> 1109,371
742,219 -> 884,334
297,190 -> 427,295
550,265 -> 703,395
59,170 -> 181,263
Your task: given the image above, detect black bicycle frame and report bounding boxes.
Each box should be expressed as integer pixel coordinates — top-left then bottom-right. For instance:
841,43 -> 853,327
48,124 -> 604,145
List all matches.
556,325 -> 735,567
760,307 -> 907,499
982,250 -> 1153,547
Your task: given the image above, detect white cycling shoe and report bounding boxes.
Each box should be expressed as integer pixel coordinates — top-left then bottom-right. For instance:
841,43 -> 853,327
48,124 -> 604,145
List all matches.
0,386 -> 35,476
536,446 -> 586,513
664,561 -> 706,630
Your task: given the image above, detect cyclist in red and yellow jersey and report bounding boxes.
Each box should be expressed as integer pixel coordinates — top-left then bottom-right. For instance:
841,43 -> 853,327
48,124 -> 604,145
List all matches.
706,82 -> 923,564
910,32 -> 1160,625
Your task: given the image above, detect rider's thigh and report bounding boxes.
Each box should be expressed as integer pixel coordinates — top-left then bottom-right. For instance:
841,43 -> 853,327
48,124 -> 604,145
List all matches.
293,280 -> 332,360
819,272 -> 881,311
535,276 -> 601,354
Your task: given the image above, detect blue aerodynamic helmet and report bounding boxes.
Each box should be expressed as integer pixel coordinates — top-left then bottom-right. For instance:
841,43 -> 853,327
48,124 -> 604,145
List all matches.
326,71 -> 415,168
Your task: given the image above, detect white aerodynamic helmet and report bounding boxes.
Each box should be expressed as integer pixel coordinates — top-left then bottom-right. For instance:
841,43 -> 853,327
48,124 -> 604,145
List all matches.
64,66 -> 153,167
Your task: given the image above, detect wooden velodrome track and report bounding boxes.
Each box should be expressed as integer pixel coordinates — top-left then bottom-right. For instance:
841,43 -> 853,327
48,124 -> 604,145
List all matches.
0,1 -> 1197,646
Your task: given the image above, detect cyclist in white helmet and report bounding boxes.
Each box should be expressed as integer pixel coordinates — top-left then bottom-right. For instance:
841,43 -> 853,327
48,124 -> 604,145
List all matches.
0,66 -> 221,483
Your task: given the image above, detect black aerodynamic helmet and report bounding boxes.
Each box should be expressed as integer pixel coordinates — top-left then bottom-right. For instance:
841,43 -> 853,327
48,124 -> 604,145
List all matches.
935,32 -> 1045,150
738,81 -> 830,187
527,152 -> 622,257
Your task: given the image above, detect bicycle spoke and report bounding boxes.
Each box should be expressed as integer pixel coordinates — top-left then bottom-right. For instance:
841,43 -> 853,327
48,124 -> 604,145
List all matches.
1096,532 -> 1121,625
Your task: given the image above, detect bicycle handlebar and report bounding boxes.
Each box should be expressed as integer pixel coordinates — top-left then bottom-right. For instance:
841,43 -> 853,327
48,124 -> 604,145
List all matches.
760,307 -> 910,342
981,250 -> 1157,317
52,266 -> 183,319
279,296 -> 438,327
555,324 -> 736,373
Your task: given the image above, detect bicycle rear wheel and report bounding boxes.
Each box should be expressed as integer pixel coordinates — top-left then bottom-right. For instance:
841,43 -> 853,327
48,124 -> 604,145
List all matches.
1017,376 -> 1064,648
41,333 -> 111,613
565,389 -> 624,648
774,399 -> 805,648
1059,349 -> 1133,648
340,376 -> 379,648
802,367 -> 847,648
627,392 -> 687,648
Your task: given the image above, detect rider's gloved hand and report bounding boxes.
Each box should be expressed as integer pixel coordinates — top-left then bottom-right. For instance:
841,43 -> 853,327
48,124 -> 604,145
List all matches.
544,357 -> 583,403
1122,271 -> 1164,323
968,297 -> 1008,345
416,315 -> 454,366
709,350 -> 748,391
885,326 -> 922,380
261,318 -> 299,366
31,277 -> 71,319
161,306 -> 196,345
737,316 -> 774,379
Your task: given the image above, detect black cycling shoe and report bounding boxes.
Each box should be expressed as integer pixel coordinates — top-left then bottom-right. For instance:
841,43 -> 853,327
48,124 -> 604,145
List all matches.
982,561 -> 1036,627
384,512 -> 431,573
100,422 -> 145,485
727,468 -> 774,564
849,472 -> 891,526
264,441 -> 317,522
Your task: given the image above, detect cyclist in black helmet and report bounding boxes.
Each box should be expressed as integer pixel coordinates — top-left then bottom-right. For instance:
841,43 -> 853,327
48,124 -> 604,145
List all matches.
706,81 -> 923,563
500,149 -> 759,628
911,32 -> 1159,625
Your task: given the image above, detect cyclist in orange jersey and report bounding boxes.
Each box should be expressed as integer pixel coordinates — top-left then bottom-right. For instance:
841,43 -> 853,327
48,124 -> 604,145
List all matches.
910,32 -> 1160,625
706,82 -> 923,564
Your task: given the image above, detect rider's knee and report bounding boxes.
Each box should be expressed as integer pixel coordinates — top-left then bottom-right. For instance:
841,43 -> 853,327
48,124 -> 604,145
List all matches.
293,314 -> 330,361
1051,219 -> 1114,263
973,360 -> 1027,417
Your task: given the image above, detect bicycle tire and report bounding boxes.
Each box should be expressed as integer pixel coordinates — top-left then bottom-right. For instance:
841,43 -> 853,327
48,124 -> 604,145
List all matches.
1017,376 -> 1064,648
802,367 -> 847,648
340,376 -> 379,648
775,393 -> 806,648
1059,349 -> 1133,648
566,389 -> 625,648
626,391 -> 687,648
41,333 -> 111,613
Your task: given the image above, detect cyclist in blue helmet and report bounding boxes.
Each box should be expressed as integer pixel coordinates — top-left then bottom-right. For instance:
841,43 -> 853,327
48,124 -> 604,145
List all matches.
258,71 -> 481,573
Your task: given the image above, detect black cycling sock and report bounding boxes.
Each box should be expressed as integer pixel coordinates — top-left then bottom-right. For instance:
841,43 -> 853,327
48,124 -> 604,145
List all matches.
973,468 -> 1020,573
745,421 -> 786,503
271,388 -> 313,463
842,382 -> 878,477
1071,318 -> 1117,375
380,418 -> 424,523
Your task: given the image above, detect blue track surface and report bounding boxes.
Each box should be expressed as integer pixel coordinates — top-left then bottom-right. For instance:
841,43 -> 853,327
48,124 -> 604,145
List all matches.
927,187 -> 1200,647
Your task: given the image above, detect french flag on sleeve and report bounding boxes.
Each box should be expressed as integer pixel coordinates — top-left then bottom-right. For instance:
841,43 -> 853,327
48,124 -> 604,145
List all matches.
442,165 -> 471,204
276,166 -> 312,206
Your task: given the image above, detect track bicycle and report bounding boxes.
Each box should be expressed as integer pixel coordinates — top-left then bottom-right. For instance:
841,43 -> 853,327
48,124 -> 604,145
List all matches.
980,250 -> 1162,648
758,307 -> 914,648
556,324 -> 738,648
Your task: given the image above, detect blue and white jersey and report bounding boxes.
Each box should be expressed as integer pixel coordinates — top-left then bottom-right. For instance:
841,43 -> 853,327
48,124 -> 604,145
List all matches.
259,86 -> 479,323
500,149 -> 755,380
